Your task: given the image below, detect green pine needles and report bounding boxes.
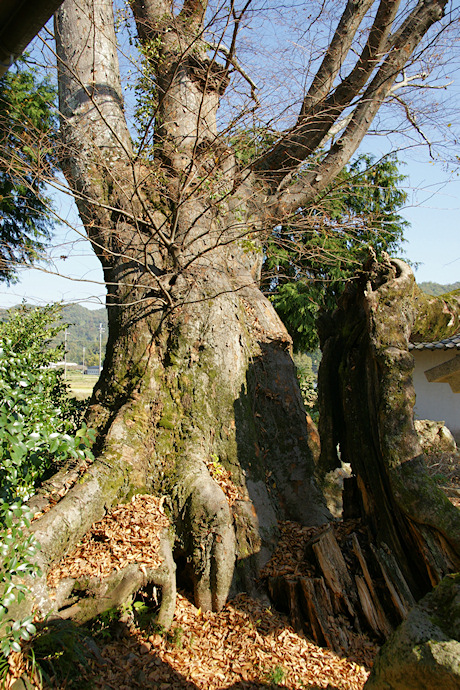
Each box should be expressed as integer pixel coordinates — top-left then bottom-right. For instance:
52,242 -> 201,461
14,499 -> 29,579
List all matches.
0,57 -> 57,283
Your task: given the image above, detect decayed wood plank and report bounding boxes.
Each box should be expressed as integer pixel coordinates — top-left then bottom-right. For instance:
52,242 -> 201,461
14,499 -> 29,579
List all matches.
267,576 -> 303,633
286,578 -> 303,632
299,577 -> 342,652
352,534 -> 392,637
312,528 -> 355,617
371,543 -> 415,620
354,575 -> 384,637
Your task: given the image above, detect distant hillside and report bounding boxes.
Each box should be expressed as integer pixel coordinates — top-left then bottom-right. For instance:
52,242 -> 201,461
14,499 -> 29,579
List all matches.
56,304 -> 108,366
0,303 -> 108,366
2,283 -> 459,362
418,281 -> 460,296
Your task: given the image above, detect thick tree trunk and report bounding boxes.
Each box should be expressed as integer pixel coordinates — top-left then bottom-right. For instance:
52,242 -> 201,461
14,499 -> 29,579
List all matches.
318,254 -> 460,600
88,259 -> 328,602
18,0 -> 452,632
25,231 -> 329,620
19,0 -> 331,624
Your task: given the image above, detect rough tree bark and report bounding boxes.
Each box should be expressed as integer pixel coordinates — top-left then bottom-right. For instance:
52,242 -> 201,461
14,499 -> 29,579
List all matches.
318,254 -> 460,602
22,0 -> 452,623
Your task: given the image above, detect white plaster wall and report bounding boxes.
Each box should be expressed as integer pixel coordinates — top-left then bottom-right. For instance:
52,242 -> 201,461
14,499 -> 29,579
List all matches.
412,349 -> 460,440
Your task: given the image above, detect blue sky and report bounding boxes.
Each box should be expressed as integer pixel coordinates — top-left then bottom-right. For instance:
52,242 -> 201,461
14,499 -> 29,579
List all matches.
403,160 -> 460,283
1,152 -> 459,311
1,1 -> 459,310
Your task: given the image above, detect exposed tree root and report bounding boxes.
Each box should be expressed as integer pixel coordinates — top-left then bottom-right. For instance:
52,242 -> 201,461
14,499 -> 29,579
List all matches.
55,528 -> 176,630
173,456 -> 236,611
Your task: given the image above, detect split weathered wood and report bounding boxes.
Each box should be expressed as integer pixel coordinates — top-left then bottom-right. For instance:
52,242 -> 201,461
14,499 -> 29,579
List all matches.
414,522 -> 459,585
267,576 -> 304,633
354,575 -> 384,637
299,577 -> 341,652
371,543 -> 415,620
352,534 -> 392,637
311,528 -> 355,618
286,578 -> 303,633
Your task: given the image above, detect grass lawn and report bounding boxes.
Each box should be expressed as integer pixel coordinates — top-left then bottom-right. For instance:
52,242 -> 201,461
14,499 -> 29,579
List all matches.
65,370 -> 99,400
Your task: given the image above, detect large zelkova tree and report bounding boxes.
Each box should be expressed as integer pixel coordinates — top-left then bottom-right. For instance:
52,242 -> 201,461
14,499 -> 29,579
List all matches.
22,0 -> 460,621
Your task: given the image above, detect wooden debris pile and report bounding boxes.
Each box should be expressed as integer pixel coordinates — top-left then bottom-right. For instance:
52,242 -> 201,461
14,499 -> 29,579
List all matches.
6,495 -> 379,690
260,519 -> 415,654
263,444 -> 460,650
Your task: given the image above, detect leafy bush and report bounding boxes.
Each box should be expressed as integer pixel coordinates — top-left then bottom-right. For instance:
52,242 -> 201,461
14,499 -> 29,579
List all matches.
0,503 -> 40,657
0,305 -> 93,501
0,305 -> 94,657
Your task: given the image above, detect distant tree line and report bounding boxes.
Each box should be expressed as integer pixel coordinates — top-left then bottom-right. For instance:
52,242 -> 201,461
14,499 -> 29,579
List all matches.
418,281 -> 460,297
0,304 -> 108,367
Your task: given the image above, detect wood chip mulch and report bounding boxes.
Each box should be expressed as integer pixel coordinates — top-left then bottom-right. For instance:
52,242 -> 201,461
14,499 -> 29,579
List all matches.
6,494 -> 375,690
47,494 -> 170,588
5,489 -> 381,690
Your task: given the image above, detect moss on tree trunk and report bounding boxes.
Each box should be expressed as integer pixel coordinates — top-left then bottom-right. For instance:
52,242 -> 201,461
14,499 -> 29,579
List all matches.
318,254 -> 460,599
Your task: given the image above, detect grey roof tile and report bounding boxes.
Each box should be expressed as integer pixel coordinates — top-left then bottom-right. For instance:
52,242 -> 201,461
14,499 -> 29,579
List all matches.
409,332 -> 460,350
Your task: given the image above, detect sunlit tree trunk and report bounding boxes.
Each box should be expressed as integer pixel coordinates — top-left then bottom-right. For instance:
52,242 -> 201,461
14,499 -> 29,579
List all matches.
25,0 -> 452,620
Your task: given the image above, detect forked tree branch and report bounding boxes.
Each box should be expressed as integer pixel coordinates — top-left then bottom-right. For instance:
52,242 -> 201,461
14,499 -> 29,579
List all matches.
261,0 -> 448,216
300,0 -> 375,116
255,0 -> 447,191
255,0 -> 399,177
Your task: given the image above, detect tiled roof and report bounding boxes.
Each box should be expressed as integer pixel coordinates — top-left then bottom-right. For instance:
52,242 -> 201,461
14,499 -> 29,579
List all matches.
409,332 -> 460,351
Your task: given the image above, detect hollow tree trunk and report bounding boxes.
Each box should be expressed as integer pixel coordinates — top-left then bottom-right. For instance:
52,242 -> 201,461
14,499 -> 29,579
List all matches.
318,254 -> 460,600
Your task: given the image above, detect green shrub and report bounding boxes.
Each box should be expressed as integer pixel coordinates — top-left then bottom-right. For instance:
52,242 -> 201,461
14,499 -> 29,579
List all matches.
0,305 -> 94,657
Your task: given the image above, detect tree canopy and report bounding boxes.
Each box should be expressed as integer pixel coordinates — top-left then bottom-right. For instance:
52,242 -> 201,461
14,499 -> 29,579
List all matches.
264,153 -> 409,350
2,0 -> 459,662
0,58 -> 57,283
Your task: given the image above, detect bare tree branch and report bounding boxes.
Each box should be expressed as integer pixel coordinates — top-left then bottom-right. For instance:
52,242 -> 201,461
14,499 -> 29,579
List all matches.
255,0 -> 399,177
255,0 -> 447,189
207,41 -> 259,104
264,0 -> 448,215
